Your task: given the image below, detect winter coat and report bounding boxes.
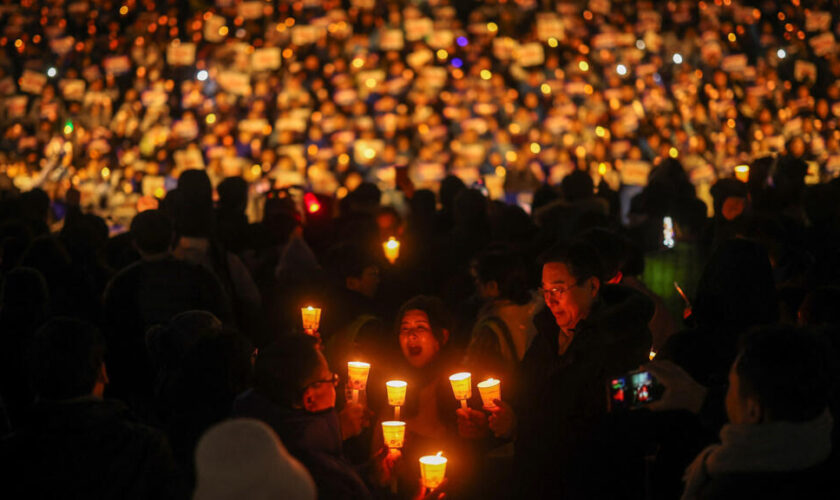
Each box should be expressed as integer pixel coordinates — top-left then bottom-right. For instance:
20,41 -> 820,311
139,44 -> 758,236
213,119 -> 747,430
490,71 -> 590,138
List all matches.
0,398 -> 183,499
233,389 -> 372,500
512,284 -> 654,498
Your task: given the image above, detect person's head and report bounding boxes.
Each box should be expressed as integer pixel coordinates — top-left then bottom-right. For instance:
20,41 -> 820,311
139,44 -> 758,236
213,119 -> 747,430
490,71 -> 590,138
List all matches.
217,176 -> 249,214
253,335 -> 336,412
693,238 -> 779,332
473,247 -> 533,304
561,170 -> 595,203
194,419 -> 315,500
130,209 -> 174,257
539,241 -> 603,332
396,296 -> 452,368
30,317 -> 108,400
726,326 -> 834,425
0,266 -> 49,322
146,310 -> 223,373
176,169 -> 215,237
329,242 -> 380,298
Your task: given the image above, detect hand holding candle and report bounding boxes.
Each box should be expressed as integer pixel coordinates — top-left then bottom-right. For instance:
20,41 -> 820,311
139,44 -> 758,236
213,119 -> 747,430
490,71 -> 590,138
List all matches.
347,361 -> 370,404
449,372 -> 471,409
419,452 -> 447,491
383,237 -> 400,264
477,378 -> 501,409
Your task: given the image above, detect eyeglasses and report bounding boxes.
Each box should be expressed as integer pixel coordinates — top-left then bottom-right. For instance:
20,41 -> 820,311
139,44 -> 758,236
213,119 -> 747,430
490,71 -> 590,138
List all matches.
302,372 -> 339,393
541,282 -> 580,300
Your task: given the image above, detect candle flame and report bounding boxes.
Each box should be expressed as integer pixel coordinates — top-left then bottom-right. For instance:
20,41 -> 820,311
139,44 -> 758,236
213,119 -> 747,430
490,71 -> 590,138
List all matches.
436,451 -> 442,457
385,237 -> 399,249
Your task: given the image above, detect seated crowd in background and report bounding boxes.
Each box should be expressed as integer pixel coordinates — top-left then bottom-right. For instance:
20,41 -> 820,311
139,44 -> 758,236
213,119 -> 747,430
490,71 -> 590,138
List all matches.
1,0 -> 840,499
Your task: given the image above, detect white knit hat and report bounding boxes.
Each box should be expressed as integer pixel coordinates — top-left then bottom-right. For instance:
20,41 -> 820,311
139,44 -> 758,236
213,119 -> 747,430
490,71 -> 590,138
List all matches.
194,418 -> 316,500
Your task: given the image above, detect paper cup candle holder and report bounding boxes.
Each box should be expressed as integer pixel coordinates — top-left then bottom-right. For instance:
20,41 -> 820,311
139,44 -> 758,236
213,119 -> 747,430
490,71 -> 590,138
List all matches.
477,378 -> 501,409
301,306 -> 321,335
347,361 -> 370,404
419,452 -> 447,491
449,372 -> 472,409
383,237 -> 400,264
386,380 -> 407,420
381,421 -> 406,449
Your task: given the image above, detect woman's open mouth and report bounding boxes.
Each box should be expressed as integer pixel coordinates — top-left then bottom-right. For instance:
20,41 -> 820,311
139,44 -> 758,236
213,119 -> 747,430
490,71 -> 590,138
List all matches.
408,345 -> 422,356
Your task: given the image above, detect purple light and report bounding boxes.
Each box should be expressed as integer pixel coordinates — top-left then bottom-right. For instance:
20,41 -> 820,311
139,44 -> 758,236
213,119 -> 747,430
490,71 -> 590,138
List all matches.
452,58 -> 463,68
456,36 -> 468,47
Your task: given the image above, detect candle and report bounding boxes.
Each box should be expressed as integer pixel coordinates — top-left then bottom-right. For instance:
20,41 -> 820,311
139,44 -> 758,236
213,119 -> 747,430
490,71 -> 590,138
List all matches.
383,237 -> 400,264
477,378 -> 501,409
649,350 -> 657,361
734,164 -> 749,183
301,306 -> 321,333
347,361 -> 370,403
386,380 -> 407,406
449,372 -> 471,409
419,452 -> 447,490
381,421 -> 406,449
386,380 -> 407,419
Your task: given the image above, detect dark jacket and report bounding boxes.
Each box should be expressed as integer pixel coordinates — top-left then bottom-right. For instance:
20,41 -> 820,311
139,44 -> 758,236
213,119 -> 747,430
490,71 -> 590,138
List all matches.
102,256 -> 232,398
233,389 -> 372,500
0,398 -> 182,499
513,284 -> 654,498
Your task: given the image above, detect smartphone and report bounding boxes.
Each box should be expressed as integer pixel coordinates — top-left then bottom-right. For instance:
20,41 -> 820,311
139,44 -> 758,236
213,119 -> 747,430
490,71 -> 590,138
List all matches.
607,370 -> 665,411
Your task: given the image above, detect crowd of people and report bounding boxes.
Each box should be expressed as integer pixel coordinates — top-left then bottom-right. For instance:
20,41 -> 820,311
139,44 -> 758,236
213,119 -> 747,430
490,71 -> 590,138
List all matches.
1,0 -> 840,223
1,0 -> 840,499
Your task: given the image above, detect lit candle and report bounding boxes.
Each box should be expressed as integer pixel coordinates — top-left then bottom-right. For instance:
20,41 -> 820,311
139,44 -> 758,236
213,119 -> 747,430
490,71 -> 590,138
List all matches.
347,361 -> 370,404
301,306 -> 321,334
477,378 -> 501,409
383,237 -> 400,264
449,372 -> 472,409
649,350 -> 657,361
386,380 -> 407,420
734,164 -> 749,183
381,421 -> 406,449
419,452 -> 447,491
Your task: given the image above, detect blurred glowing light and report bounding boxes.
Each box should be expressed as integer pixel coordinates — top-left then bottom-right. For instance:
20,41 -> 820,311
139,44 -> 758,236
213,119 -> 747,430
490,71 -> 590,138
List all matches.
304,192 -> 321,213
197,69 -> 208,81
636,39 -> 646,50
540,83 -> 551,94
578,61 -> 589,72
480,69 -> 492,80
616,64 -> 627,76
456,36 -> 468,47
672,53 -> 683,64
777,48 -> 786,59
530,143 -> 541,154
669,147 -> 679,158
451,57 -> 463,68
548,37 -> 558,48
47,67 -> 57,78
487,22 -> 498,33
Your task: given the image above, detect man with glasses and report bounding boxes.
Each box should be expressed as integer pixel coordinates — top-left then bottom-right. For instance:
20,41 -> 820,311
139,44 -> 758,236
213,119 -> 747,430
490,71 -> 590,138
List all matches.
488,241 -> 654,498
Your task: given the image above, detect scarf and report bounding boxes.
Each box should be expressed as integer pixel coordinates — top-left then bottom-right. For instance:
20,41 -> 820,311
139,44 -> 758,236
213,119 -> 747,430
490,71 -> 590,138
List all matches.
681,409 -> 833,500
